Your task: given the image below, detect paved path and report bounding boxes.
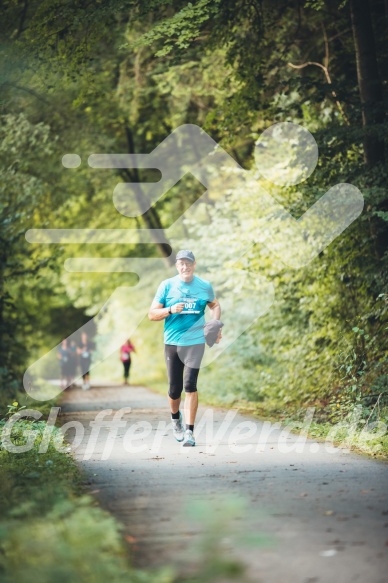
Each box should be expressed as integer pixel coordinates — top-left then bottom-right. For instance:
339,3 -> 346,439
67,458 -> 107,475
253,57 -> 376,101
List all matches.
59,383 -> 388,582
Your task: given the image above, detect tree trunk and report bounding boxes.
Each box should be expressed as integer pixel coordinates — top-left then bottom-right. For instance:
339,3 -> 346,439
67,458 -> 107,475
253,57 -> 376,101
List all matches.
124,126 -> 175,267
350,0 -> 385,166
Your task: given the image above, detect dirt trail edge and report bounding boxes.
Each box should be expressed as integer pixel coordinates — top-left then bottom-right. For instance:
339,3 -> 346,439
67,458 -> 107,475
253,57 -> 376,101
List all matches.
59,383 -> 388,583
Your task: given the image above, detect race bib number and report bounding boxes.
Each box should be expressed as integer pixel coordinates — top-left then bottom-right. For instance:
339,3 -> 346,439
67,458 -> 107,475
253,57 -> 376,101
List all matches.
180,297 -> 200,314
82,351 -> 90,358
122,352 -> 130,360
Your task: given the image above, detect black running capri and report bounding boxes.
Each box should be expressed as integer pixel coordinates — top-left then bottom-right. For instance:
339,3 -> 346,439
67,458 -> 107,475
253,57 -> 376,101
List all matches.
164,343 -> 205,399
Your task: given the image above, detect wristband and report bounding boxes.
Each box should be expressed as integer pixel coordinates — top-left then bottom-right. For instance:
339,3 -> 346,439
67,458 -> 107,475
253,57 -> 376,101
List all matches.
168,306 -> 172,314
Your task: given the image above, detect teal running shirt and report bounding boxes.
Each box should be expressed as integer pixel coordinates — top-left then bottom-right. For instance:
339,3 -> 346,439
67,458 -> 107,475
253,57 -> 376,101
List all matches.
153,275 -> 215,346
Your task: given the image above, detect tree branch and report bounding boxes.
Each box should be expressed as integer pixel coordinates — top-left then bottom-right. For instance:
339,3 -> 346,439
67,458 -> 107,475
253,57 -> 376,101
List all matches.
288,61 -> 350,125
2,82 -> 51,105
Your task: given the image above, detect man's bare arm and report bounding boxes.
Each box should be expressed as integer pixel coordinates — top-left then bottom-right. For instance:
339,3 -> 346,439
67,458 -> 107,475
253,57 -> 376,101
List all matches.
148,300 -> 185,321
207,298 -> 221,320
148,300 -> 169,321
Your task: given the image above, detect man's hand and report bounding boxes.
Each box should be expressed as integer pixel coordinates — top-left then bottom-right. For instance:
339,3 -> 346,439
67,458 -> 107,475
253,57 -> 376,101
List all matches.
171,302 -> 185,314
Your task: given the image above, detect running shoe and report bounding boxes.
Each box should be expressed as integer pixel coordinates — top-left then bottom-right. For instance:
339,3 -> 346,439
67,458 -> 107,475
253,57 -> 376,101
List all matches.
172,412 -> 185,442
182,429 -> 195,447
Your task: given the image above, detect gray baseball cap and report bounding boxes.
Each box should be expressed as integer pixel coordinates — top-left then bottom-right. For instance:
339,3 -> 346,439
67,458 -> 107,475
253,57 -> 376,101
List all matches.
204,320 -> 224,347
176,250 -> 195,262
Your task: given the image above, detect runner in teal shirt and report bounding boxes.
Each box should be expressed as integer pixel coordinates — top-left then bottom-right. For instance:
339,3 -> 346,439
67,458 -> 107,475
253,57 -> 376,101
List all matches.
149,250 -> 222,447
154,274 -> 215,346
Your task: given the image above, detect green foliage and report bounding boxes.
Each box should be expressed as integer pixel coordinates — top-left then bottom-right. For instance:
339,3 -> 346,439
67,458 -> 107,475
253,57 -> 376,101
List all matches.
1,497 -> 174,583
128,0 -> 221,57
0,114 -> 53,391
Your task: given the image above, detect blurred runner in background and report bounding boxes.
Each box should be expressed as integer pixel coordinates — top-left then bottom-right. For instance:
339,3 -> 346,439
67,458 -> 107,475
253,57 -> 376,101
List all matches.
57,339 -> 72,390
78,332 -> 93,390
120,338 -> 136,385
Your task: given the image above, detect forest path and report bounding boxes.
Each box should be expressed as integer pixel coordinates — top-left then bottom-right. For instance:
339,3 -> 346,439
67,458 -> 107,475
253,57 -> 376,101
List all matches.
59,382 -> 388,583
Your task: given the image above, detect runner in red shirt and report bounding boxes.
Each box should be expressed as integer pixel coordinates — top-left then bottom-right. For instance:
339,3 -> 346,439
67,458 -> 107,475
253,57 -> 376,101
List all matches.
120,339 -> 136,385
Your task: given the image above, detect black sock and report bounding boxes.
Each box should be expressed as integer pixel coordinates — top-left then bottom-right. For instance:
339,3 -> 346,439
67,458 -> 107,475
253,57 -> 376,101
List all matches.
186,424 -> 194,431
171,411 -> 180,420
